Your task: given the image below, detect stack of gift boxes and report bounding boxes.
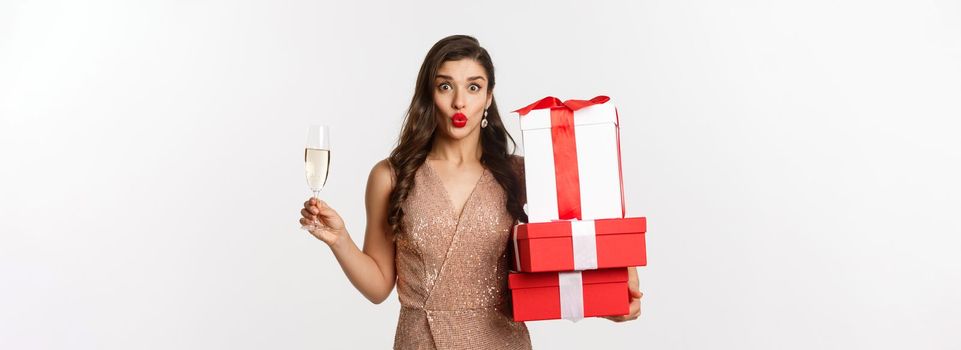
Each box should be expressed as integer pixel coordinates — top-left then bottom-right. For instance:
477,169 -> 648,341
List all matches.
508,96 -> 648,322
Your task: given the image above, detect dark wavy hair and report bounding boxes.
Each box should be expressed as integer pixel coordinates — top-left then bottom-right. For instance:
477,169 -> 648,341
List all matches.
387,35 -> 527,236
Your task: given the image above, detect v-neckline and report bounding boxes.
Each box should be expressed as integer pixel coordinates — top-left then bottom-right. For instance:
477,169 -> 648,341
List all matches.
424,160 -> 487,224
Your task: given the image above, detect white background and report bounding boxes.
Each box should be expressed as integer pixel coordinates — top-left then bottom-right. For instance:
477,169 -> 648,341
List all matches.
2,0 -> 960,349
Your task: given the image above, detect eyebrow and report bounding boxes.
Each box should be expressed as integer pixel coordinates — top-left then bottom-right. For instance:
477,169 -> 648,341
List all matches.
435,75 -> 487,82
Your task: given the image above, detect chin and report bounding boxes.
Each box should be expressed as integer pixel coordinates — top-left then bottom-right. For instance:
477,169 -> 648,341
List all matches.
446,125 -> 475,139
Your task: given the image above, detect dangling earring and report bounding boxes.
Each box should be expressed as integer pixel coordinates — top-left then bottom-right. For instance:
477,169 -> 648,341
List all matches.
481,109 -> 489,128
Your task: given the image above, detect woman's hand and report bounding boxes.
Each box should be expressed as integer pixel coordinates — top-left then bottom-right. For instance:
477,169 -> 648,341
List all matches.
300,197 -> 348,248
604,268 -> 643,322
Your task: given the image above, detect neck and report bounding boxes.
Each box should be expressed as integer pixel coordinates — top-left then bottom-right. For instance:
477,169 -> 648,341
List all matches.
428,131 -> 483,166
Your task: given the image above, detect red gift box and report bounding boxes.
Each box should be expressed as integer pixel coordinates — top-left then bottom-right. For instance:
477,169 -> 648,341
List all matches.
509,268 -> 630,322
512,217 -> 646,273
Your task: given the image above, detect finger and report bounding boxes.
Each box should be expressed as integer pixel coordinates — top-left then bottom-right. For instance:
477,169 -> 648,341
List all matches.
304,200 -> 311,209
630,289 -> 643,299
602,315 -> 625,322
299,217 -> 310,226
301,208 -> 316,220
628,304 -> 641,320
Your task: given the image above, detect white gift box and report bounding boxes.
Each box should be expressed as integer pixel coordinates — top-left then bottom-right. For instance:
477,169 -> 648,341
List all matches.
513,96 -> 626,223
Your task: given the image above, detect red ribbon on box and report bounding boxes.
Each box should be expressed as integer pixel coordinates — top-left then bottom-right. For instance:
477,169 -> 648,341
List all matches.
514,96 -> 625,220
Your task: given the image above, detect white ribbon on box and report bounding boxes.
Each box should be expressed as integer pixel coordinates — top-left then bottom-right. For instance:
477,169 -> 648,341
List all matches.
571,220 -> 598,270
558,271 -> 585,322
562,220 -> 597,322
512,220 -> 599,271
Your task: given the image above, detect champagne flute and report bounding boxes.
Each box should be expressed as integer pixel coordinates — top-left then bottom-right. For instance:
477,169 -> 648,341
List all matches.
303,124 -> 330,231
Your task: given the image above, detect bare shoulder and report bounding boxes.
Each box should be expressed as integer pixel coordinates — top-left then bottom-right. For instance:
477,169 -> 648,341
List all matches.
367,158 -> 395,194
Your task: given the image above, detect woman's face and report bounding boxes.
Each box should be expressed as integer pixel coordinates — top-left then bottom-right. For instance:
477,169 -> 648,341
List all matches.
432,59 -> 493,140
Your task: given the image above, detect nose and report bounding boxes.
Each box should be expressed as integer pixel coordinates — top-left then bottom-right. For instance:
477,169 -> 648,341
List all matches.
452,88 -> 466,111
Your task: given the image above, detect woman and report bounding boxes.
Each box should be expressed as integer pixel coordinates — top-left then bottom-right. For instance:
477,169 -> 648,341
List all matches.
299,35 -> 642,349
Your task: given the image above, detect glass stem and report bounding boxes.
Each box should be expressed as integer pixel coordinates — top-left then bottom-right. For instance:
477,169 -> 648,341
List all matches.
312,190 -> 321,227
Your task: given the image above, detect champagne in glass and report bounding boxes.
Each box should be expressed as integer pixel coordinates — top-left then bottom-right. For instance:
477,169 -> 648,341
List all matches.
305,148 -> 330,197
304,125 -> 330,230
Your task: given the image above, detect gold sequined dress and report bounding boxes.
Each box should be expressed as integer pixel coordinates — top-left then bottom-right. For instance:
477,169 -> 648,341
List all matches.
392,157 -> 531,349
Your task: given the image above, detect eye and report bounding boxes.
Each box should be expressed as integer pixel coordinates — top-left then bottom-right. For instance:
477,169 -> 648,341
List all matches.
469,84 -> 481,92
438,82 -> 452,91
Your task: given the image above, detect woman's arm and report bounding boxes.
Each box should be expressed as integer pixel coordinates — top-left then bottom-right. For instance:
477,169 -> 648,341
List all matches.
301,159 -> 397,304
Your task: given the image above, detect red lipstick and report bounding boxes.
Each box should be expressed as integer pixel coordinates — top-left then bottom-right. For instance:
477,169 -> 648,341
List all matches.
451,113 -> 468,128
